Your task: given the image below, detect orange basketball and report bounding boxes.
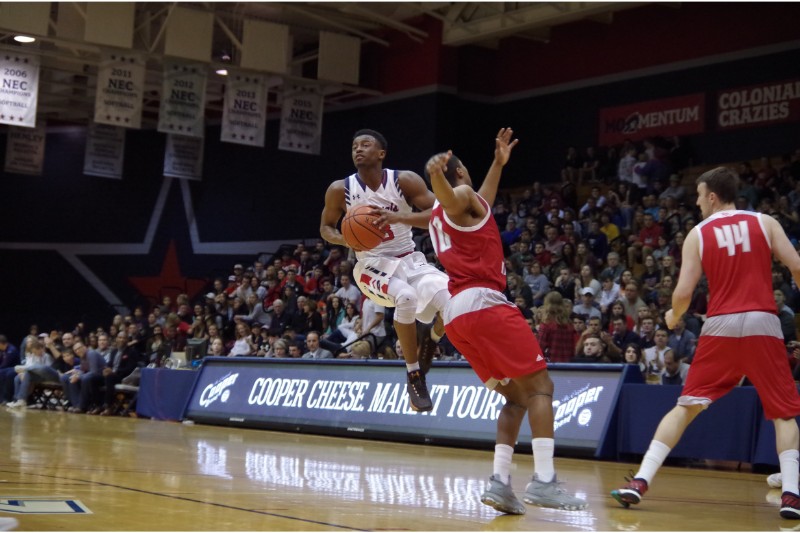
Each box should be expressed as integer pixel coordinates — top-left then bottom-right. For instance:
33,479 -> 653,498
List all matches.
341,205 -> 386,251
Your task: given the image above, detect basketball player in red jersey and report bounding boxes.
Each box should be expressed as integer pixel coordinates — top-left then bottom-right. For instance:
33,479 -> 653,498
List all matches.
612,167 -> 800,519
425,129 -> 587,515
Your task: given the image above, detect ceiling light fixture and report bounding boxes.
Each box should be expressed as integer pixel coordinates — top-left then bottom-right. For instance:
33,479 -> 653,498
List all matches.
13,35 -> 36,43
215,69 -> 229,76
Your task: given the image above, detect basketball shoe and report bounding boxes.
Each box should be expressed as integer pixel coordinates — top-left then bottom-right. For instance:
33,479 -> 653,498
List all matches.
781,492 -> 800,519
406,370 -> 432,412
480,475 -> 526,515
416,322 -> 437,375
523,475 -> 587,510
611,474 -> 649,507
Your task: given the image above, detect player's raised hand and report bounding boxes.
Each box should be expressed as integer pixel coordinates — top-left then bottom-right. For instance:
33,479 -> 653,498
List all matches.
494,128 -> 519,167
425,150 -> 451,180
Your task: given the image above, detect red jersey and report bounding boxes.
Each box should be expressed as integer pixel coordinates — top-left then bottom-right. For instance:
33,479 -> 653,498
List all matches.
429,195 -> 506,296
696,210 -> 775,317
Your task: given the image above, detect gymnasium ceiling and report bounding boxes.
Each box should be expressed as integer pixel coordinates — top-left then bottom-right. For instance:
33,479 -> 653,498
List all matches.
0,2 -> 651,126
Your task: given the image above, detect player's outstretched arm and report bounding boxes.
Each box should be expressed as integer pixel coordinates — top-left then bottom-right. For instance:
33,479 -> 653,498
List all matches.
666,227 -> 702,328
426,151 -> 472,218
764,214 -> 800,288
320,181 -> 347,246
477,127 -> 519,207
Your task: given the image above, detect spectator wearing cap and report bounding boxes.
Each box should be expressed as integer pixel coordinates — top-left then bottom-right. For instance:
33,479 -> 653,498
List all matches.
224,275 -> 239,296
573,287 -> 602,320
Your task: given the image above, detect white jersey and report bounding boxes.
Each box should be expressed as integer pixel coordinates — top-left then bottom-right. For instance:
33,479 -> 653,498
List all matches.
344,169 -> 415,259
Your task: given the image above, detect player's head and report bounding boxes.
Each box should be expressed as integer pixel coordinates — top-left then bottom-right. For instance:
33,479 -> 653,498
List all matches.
352,129 -> 387,168
696,166 -> 739,218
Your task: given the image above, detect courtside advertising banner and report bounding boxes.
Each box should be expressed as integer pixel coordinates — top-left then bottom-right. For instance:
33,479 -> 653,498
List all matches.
157,61 -> 207,138
598,93 -> 705,145
717,78 -> 800,130
0,52 -> 39,127
4,124 -> 46,175
94,52 -> 145,129
185,359 -> 628,452
84,123 -> 125,179
221,70 -> 268,147
278,84 -> 323,155
164,134 -> 203,180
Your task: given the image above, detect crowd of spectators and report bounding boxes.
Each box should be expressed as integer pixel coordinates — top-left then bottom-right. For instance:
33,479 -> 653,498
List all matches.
4,140 -> 800,416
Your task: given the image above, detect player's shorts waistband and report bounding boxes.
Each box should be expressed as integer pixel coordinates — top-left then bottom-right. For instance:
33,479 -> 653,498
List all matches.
444,287 -> 513,325
701,311 -> 782,338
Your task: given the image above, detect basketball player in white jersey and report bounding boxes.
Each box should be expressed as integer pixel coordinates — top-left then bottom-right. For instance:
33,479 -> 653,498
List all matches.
320,129 -> 449,412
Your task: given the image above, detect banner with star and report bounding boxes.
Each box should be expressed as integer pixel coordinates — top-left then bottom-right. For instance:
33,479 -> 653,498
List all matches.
163,134 -> 203,180
0,52 -> 40,128
278,83 -> 323,155
94,52 -> 145,129
157,61 -> 207,138
4,124 -> 46,176
84,123 -> 126,179
220,70 -> 267,147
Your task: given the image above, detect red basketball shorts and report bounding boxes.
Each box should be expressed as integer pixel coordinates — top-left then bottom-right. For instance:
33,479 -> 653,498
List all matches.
444,287 -> 546,387
680,312 -> 800,420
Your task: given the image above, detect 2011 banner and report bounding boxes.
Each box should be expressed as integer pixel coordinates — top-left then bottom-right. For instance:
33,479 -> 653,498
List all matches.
94,52 -> 145,129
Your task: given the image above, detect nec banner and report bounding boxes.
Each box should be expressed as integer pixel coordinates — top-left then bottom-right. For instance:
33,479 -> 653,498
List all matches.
598,93 -> 705,145
184,359 -> 629,452
717,78 -> 800,130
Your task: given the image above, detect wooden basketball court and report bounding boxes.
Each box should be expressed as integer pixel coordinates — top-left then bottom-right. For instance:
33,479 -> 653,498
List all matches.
0,408 -> 784,531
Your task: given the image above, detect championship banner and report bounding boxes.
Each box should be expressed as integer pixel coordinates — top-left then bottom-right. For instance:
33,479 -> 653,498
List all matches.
598,93 -> 705,145
157,61 -> 207,138
94,52 -> 145,129
717,78 -> 800,130
164,134 -> 203,180
221,70 -> 267,147
278,84 -> 323,155
83,123 -> 126,179
0,52 -> 40,127
4,124 -> 46,175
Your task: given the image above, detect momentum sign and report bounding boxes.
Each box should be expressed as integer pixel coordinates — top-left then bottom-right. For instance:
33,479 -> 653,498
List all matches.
598,93 -> 705,145
184,358 -> 634,453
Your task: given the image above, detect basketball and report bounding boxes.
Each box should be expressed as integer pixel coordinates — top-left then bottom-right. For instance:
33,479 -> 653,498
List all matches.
341,205 -> 386,251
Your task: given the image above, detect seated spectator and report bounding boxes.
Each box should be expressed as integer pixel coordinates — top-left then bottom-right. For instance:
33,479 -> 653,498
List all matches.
576,264 -> 601,300
207,338 -> 227,357
508,271 -> 535,308
621,281 -> 648,321
532,242 -> 553,269
91,333 -> 138,416
639,255 -> 662,293
288,344 -> 302,358
552,267 -> 577,302
597,275 -> 621,314
661,351 -> 690,386
611,316 -> 640,356
0,335 -> 21,404
775,289 -> 797,344
515,296 -> 533,320
572,333 -> 608,363
324,296 -> 345,335
69,340 -> 108,414
324,302 -> 360,345
571,314 -> 586,337
627,213 -> 663,269
536,292 -> 577,363
636,313 -> 657,349
667,315 -> 697,362
622,343 -> 647,379
643,329 -> 672,382
573,287 -> 601,320
6,338 -> 52,408
267,299 -> 301,338
334,274 -> 362,307
599,252 -> 624,284
301,331 -> 334,359
229,323 -> 257,357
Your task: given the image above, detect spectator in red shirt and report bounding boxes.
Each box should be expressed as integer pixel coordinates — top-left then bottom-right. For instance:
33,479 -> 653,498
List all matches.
536,291 -> 578,363
628,213 -> 663,270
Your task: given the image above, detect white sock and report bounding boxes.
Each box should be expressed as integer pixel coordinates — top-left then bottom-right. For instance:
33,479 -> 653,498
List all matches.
780,449 -> 800,495
406,362 -> 420,372
532,438 -> 555,483
493,444 -> 514,484
635,440 -> 671,485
